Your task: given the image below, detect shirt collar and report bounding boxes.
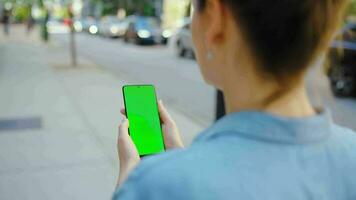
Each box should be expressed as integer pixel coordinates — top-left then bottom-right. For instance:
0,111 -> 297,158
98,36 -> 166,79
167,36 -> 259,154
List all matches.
194,109 -> 333,144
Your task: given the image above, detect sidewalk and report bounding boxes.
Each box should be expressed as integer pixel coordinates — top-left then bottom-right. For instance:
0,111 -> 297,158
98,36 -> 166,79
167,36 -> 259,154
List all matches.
0,25 -> 204,200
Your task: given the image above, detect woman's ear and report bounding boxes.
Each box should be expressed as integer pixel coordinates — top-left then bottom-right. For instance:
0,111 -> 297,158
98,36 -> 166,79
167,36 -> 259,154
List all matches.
204,0 -> 226,48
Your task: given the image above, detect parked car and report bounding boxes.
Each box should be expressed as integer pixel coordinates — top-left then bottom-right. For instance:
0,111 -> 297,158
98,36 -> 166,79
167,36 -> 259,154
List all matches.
99,16 -> 127,38
328,22 -> 356,97
82,17 -> 98,35
161,29 -> 173,45
175,19 -> 194,58
73,18 -> 83,32
123,16 -> 162,44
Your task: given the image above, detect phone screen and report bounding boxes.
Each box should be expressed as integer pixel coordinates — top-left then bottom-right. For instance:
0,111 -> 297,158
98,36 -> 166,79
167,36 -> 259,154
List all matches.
122,85 -> 165,156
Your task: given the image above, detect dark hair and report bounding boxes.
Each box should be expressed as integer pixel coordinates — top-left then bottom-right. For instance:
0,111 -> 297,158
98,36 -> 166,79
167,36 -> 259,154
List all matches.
197,0 -> 347,78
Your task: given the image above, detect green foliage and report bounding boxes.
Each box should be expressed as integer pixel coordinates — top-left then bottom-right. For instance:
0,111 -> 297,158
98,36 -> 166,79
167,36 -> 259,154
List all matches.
52,6 -> 70,19
347,0 -> 356,16
102,0 -> 119,16
142,1 -> 154,16
12,3 -> 31,22
119,0 -> 156,16
3,0 -> 159,18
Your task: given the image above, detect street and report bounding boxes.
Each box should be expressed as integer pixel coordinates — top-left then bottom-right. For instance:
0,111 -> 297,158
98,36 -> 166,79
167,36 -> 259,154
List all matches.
1,0 -> 356,198
55,32 -> 356,130
54,33 -> 216,126
1,24 -> 356,200
0,26 -> 204,200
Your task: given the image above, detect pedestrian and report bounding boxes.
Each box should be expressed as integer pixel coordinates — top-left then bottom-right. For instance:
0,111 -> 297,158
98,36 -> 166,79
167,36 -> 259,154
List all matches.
40,8 -> 49,42
26,5 -> 35,35
114,0 -> 356,200
1,8 -> 10,36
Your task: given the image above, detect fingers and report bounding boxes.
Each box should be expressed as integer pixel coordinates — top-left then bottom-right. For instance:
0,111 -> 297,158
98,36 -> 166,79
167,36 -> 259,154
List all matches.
118,118 -> 139,161
120,108 -> 126,116
117,118 -> 140,187
118,118 -> 129,141
119,118 -> 129,130
158,100 -> 174,125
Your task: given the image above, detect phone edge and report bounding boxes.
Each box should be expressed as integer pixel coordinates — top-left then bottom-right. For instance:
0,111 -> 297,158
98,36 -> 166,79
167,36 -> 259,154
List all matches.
121,84 -> 166,157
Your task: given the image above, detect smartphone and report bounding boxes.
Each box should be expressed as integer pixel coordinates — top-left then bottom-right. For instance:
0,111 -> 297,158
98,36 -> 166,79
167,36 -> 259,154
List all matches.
122,85 -> 165,156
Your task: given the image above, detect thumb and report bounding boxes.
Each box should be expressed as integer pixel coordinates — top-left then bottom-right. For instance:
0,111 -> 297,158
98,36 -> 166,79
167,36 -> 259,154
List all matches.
118,119 -> 138,162
118,118 -> 129,139
116,119 -> 140,187
158,100 -> 174,125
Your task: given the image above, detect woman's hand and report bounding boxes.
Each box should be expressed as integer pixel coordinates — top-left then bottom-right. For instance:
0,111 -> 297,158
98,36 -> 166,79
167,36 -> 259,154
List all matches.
117,118 -> 140,187
157,100 -> 184,149
116,100 -> 184,187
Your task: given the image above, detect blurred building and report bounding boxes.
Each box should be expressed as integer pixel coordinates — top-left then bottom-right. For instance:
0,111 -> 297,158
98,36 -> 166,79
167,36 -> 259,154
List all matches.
162,0 -> 190,28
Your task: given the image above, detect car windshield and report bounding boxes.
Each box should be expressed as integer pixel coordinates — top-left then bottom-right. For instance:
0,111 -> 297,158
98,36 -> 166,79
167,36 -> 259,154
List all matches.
136,18 -> 159,30
102,16 -> 120,23
108,17 -> 120,23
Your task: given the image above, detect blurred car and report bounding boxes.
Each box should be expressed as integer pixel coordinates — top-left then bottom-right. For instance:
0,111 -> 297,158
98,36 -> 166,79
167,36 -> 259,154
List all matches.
119,16 -> 133,37
47,18 -> 69,34
99,16 -> 127,38
73,18 -> 83,32
175,19 -> 194,58
161,29 -> 173,44
123,16 -> 162,44
328,22 -> 356,97
82,17 -> 99,35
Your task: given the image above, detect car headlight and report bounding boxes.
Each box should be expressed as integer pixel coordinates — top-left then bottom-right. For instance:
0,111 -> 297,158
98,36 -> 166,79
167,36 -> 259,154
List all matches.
74,21 -> 82,32
162,30 -> 172,38
89,25 -> 98,34
137,30 -> 151,38
110,26 -> 119,34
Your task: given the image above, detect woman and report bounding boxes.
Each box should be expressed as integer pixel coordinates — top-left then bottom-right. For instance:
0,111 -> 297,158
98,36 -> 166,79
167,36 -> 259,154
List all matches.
114,0 -> 356,199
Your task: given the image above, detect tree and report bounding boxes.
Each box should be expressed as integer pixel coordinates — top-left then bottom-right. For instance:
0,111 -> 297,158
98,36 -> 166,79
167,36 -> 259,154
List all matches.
118,0 -> 156,16
101,0 -> 119,16
185,1 -> 191,17
348,0 -> 356,16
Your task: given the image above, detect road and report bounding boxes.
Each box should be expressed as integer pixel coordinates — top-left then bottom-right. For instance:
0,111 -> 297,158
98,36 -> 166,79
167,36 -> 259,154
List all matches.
53,33 -> 356,130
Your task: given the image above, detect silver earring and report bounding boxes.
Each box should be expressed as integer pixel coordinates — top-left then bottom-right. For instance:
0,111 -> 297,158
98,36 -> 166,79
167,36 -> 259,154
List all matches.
206,50 -> 214,60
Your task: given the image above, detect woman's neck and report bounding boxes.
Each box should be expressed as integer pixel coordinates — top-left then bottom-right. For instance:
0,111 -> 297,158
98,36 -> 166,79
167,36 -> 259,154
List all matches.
218,35 -> 316,118
223,74 -> 316,118
263,84 -> 316,117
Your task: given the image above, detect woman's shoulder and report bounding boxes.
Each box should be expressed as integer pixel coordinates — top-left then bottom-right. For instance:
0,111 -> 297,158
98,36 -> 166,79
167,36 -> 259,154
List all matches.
114,124 -> 356,200
331,123 -> 356,135
329,123 -> 356,152
114,147 -> 209,199
131,144 -> 212,177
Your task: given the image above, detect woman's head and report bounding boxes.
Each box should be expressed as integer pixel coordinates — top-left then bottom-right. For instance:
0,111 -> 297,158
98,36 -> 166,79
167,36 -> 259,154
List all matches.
192,0 -> 348,90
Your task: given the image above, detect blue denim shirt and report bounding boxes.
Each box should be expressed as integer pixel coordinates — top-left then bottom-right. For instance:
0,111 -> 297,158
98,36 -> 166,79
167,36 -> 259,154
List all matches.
113,111 -> 356,200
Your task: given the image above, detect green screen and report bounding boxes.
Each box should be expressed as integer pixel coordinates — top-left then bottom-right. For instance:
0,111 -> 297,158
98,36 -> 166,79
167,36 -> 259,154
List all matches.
123,85 -> 165,156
